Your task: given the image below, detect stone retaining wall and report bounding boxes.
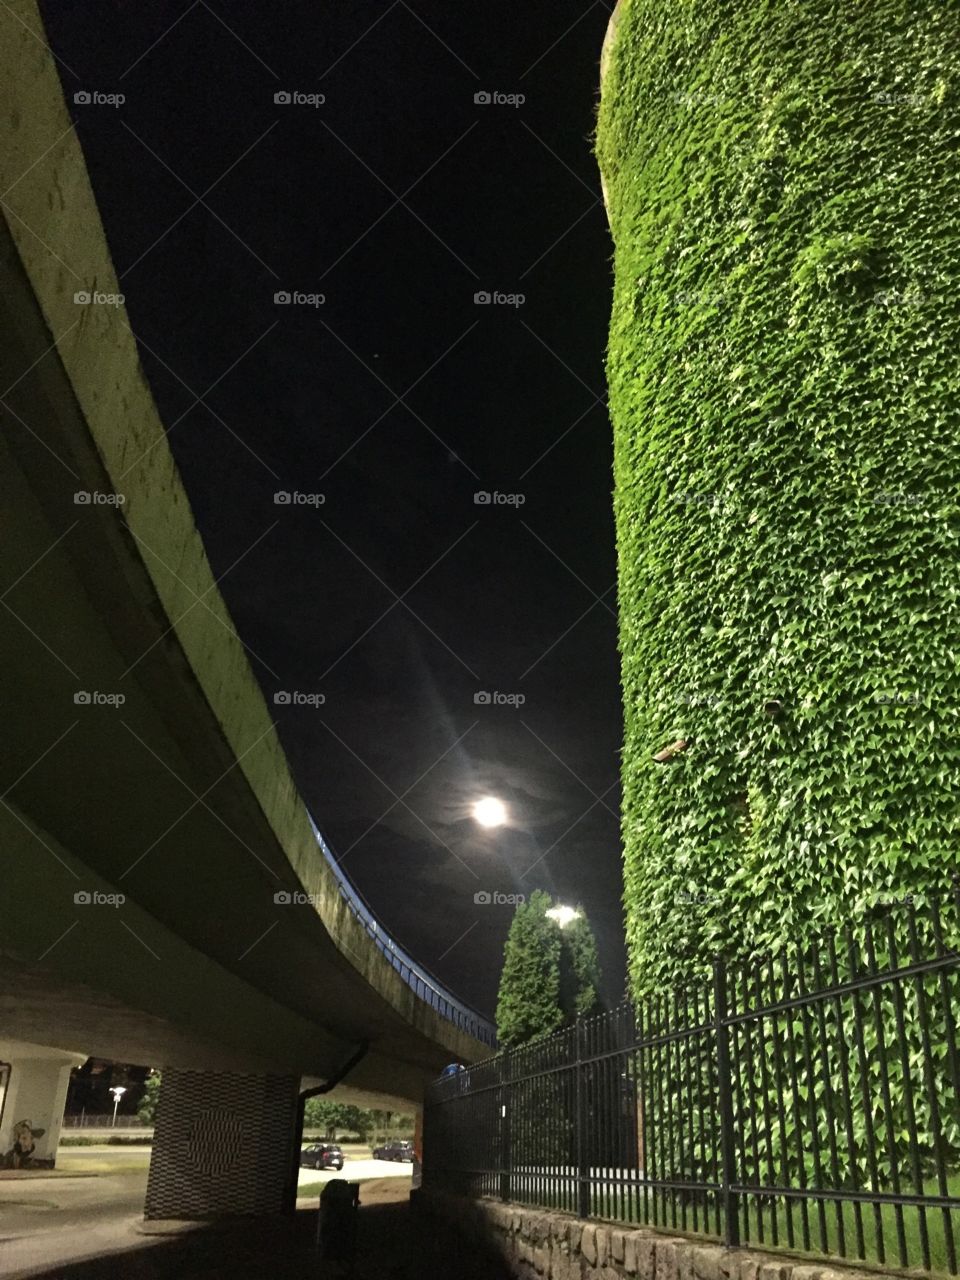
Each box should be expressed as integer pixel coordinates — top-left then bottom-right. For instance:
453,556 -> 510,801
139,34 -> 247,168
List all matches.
419,1192 -> 893,1280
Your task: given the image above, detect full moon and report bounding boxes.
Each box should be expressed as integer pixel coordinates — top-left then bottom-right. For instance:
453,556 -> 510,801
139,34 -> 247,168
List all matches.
472,796 -> 507,828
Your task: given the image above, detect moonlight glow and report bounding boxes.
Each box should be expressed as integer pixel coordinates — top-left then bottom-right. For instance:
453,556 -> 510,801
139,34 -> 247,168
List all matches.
472,796 -> 507,828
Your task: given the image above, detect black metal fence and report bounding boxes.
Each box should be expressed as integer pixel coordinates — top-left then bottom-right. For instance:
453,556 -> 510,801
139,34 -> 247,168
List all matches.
424,894 -> 960,1275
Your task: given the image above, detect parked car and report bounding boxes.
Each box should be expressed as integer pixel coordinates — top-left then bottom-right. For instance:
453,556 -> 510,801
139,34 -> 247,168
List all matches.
372,1139 -> 414,1162
300,1142 -> 344,1171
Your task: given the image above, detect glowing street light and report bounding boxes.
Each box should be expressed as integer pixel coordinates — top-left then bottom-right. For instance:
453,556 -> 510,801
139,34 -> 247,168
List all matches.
546,904 -> 580,929
109,1086 -> 126,1128
472,796 -> 507,828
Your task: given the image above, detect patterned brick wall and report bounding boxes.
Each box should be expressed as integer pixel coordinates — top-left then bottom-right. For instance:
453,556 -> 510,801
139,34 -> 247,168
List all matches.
144,1069 -> 299,1219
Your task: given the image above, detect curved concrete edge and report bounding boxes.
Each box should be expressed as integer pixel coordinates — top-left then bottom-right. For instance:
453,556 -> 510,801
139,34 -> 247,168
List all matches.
598,0 -> 628,224
0,0 -> 487,1070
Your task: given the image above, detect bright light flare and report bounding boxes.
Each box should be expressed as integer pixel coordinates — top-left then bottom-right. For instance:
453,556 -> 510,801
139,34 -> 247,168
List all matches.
472,796 -> 507,828
546,904 -> 580,928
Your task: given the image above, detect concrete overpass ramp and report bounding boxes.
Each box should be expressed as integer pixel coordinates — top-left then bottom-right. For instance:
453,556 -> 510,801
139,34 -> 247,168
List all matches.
0,0 -> 492,1218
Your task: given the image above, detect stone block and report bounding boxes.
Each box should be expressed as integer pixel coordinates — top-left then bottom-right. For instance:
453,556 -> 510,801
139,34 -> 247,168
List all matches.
790,1267 -> 824,1280
530,1212 -> 549,1244
758,1262 -> 788,1280
550,1249 -> 575,1280
719,1249 -> 738,1279
596,1225 -> 609,1266
634,1234 -> 657,1279
624,1234 -> 637,1274
583,1224 -> 599,1266
692,1245 -> 725,1280
655,1239 -> 681,1280
549,1237 -> 569,1278
611,1228 -> 627,1263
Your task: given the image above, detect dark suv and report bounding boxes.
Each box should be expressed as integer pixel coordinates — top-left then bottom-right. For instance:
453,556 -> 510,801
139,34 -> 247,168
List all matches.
372,1140 -> 414,1162
300,1142 -> 344,1171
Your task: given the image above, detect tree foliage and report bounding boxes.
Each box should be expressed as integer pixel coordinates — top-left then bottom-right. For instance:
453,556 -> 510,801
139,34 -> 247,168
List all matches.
597,0 -> 960,998
136,1071 -> 161,1125
496,891 -> 604,1046
560,912 -> 603,1020
303,1098 -> 374,1141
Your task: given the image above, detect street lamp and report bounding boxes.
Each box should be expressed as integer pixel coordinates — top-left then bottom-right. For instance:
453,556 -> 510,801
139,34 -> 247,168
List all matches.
545,904 -> 580,928
472,796 -> 507,828
109,1086 -> 126,1128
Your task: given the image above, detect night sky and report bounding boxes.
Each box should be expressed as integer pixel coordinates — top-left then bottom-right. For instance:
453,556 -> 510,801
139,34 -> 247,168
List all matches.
40,0 -> 623,1016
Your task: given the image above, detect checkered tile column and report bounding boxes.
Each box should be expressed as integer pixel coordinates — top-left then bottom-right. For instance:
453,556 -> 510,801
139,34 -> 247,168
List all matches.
144,1069 -> 299,1219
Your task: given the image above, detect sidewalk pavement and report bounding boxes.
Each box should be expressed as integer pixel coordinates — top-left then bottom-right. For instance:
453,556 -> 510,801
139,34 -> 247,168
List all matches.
0,1181 -> 511,1280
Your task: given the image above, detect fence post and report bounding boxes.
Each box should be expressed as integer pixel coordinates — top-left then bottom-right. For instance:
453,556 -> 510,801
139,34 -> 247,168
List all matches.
713,956 -> 740,1247
576,1017 -> 590,1218
499,1054 -> 511,1203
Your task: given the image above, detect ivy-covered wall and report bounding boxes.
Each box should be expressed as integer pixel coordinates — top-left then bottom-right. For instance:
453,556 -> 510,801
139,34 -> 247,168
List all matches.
597,0 -> 960,995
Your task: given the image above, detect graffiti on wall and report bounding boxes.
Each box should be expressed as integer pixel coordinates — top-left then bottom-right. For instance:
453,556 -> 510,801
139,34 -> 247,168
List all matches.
3,1118 -> 48,1169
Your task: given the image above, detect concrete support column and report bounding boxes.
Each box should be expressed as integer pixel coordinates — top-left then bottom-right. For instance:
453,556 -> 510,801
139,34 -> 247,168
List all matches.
0,1040 -> 82,1169
144,1068 -> 299,1219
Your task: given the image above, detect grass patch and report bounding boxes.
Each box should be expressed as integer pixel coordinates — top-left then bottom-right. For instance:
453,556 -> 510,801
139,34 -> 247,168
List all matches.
60,1135 -> 153,1147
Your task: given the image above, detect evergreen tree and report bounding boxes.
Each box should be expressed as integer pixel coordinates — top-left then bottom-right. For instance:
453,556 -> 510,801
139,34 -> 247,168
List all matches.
496,891 -> 604,1046
496,890 -> 564,1047
560,907 -> 603,1020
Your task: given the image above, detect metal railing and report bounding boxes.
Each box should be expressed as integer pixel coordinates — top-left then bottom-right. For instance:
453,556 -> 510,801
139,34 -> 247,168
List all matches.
307,813 -> 496,1048
424,892 -> 960,1275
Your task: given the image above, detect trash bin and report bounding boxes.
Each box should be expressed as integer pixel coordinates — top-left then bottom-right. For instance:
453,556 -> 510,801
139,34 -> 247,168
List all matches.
317,1178 -> 359,1274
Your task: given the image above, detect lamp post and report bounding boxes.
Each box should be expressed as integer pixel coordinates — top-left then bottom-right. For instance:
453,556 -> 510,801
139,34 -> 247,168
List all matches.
109,1086 -> 126,1128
